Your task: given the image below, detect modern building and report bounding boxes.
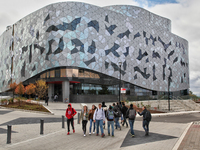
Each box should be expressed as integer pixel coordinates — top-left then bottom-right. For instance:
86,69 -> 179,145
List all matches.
0,2 -> 189,103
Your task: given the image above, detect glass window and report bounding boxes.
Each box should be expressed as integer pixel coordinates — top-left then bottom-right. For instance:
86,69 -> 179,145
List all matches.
60,69 -> 67,77
72,69 -> 78,77
79,69 -> 84,78
85,71 -> 90,78
55,69 -> 60,77
46,71 -> 50,78
40,73 -> 46,79
50,70 -> 55,78
66,69 -> 72,77
94,73 -> 100,78
90,72 -> 95,78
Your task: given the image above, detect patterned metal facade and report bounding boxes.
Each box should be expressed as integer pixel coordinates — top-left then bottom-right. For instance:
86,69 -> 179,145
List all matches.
0,2 -> 189,93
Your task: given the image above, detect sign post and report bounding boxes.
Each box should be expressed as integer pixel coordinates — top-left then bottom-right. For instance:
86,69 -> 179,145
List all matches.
121,88 -> 126,94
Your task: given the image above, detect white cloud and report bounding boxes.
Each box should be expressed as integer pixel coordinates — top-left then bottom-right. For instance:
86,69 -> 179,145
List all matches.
145,0 -> 200,95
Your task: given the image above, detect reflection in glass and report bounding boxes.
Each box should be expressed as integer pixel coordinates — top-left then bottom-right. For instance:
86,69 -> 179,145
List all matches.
55,69 -> 60,77
60,69 -> 67,77
84,71 -> 90,78
46,71 -> 50,78
67,69 -> 72,77
72,69 -> 78,77
50,70 -> 55,78
79,69 -> 84,78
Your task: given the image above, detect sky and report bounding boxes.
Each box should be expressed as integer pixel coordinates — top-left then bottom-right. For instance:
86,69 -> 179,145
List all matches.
0,0 -> 199,95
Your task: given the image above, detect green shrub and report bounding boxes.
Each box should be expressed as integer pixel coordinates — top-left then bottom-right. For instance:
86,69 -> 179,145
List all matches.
9,98 -> 14,103
137,103 -> 140,108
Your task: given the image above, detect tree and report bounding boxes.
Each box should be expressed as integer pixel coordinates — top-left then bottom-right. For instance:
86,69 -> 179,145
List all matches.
189,91 -> 199,102
35,80 -> 48,100
9,82 -> 17,102
14,82 -> 25,106
25,83 -> 36,99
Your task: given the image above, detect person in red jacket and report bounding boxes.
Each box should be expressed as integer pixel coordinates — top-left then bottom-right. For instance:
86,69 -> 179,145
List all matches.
65,103 -> 77,135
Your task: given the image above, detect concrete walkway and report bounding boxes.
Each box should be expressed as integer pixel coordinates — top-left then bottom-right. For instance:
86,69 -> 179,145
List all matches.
0,102 -> 199,150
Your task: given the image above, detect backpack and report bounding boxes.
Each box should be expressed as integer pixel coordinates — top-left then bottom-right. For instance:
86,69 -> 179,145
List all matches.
129,109 -> 136,119
144,110 -> 152,122
107,110 -> 114,120
115,106 -> 122,117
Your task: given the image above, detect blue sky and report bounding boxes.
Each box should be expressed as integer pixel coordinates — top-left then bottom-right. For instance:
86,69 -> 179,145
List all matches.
135,0 -> 178,7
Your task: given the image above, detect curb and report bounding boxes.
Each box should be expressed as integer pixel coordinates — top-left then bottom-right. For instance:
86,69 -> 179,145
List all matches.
43,105 -> 54,115
172,122 -> 193,150
151,111 -> 200,117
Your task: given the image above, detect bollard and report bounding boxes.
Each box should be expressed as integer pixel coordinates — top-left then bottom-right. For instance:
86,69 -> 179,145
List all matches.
40,119 -> 44,135
77,113 -> 80,124
62,115 -> 65,128
7,125 -> 11,144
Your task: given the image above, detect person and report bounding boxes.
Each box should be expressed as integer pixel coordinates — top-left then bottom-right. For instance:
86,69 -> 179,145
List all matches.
65,103 -> 77,135
126,104 -> 136,137
93,103 -> 105,137
102,101 -> 107,129
54,94 -> 58,102
137,106 -> 151,136
88,105 -> 96,135
65,98 -> 69,103
79,105 -> 89,137
113,102 -> 122,130
106,105 -> 115,137
45,95 -> 49,106
121,103 -> 128,127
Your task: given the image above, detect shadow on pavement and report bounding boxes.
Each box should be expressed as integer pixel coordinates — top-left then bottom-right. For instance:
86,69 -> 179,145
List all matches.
121,129 -> 178,147
0,127 -> 18,134
0,117 -> 77,126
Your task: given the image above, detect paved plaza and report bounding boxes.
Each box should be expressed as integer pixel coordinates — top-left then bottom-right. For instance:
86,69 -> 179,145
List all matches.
0,102 -> 200,150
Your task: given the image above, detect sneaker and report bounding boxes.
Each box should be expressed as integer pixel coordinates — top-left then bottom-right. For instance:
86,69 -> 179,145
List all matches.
67,132 -> 70,135
145,132 -> 148,136
132,134 -> 135,138
93,132 -> 95,134
84,134 -> 86,137
112,135 -> 114,137
73,129 -> 75,133
101,133 -> 105,138
96,134 -> 99,136
89,132 -> 91,135
108,133 -> 110,136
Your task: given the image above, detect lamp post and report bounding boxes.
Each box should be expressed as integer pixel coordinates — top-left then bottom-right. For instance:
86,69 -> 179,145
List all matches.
118,62 -> 122,103
168,76 -> 171,111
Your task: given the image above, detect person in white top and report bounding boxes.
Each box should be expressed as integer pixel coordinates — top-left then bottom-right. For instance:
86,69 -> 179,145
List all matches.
93,103 -> 105,137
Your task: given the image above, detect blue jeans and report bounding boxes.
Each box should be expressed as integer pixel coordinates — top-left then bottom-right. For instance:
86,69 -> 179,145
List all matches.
115,117 -> 120,129
107,121 -> 114,136
89,119 -> 95,133
129,119 -> 135,135
143,120 -> 149,132
96,120 -> 104,135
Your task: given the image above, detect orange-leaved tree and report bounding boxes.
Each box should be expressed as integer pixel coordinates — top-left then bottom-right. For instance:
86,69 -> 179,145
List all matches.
9,82 -> 17,102
35,79 -> 48,100
14,82 -> 25,106
25,83 -> 36,99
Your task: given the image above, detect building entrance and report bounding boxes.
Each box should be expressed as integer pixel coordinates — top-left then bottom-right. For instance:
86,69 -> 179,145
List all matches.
54,84 -> 62,101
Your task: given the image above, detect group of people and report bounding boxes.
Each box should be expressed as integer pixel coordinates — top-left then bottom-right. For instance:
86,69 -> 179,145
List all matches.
65,102 -> 151,138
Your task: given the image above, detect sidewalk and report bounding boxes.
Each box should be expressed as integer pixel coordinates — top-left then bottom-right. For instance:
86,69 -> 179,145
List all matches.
0,102 -> 199,150
177,121 -> 200,150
